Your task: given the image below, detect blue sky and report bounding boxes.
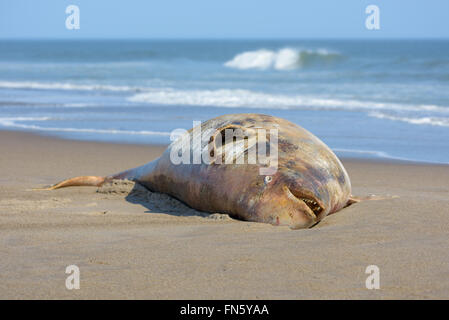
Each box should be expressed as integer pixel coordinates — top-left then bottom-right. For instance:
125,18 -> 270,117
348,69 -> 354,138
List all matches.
1,0 -> 449,39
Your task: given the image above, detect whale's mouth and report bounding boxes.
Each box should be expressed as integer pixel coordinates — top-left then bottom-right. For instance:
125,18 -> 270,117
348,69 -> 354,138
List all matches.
299,197 -> 323,216
286,187 -> 324,218
287,187 -> 324,217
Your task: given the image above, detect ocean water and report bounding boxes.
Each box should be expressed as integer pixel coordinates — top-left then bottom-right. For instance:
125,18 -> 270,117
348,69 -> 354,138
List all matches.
0,39 -> 449,164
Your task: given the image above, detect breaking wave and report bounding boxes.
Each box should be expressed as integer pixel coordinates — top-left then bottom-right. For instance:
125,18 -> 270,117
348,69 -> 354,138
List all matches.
128,88 -> 448,113
0,81 -> 137,92
334,148 -> 449,164
0,117 -> 170,136
2,80 -> 447,116
224,48 -> 342,70
369,112 -> 449,127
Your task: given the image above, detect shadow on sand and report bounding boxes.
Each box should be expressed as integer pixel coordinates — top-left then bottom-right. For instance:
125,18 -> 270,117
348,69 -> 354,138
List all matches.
98,179 -> 232,221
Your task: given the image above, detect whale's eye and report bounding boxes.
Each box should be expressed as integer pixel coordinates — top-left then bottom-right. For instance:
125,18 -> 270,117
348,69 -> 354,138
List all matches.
264,176 -> 273,184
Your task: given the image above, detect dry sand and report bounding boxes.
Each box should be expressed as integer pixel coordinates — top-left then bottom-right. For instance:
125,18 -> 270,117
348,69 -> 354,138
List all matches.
0,130 -> 448,299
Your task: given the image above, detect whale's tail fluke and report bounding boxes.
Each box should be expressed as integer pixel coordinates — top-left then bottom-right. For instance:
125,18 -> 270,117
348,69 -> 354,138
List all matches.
33,176 -> 107,191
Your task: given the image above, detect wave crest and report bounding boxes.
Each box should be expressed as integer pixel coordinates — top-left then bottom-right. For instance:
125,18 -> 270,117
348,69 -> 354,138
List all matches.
0,81 -> 136,92
128,88 -> 448,113
224,48 -> 342,70
369,112 -> 449,127
0,117 -> 170,136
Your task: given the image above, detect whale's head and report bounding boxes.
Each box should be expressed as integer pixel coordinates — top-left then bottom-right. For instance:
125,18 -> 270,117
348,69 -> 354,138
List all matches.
201,115 -> 352,229
248,160 -> 351,230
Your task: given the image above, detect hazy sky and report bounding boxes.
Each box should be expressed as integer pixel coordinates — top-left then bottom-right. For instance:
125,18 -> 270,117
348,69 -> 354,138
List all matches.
1,0 -> 448,39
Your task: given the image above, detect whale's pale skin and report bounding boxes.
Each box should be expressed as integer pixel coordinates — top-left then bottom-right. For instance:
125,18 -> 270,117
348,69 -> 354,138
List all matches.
40,113 -> 384,229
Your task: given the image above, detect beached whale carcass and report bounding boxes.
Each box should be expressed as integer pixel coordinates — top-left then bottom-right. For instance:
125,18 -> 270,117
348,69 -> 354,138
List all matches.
39,113 -> 383,229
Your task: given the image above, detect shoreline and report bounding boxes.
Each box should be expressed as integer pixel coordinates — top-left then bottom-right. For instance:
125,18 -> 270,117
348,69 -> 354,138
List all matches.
1,129 -> 449,299
2,129 -> 448,168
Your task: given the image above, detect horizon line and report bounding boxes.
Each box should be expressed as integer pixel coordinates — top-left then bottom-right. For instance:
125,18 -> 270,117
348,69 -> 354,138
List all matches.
1,37 -> 449,41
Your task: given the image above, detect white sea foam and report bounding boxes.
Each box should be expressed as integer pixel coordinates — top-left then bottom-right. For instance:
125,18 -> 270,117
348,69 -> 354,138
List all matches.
0,81 -> 136,92
63,103 -> 97,108
2,80 -> 448,115
334,148 -> 449,164
224,48 -> 341,70
369,112 -> 449,127
0,117 -> 52,122
128,88 -> 448,113
0,117 -> 170,136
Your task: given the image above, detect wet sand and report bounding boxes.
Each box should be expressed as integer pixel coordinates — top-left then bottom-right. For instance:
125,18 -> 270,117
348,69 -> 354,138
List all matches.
0,130 -> 448,299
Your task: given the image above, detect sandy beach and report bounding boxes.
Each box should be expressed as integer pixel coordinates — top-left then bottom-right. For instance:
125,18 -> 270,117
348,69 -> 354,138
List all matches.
0,130 -> 448,299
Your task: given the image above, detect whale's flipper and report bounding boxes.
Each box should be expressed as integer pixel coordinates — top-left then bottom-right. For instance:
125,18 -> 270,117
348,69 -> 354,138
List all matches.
32,162 -> 149,191
345,194 -> 399,207
33,176 -> 107,190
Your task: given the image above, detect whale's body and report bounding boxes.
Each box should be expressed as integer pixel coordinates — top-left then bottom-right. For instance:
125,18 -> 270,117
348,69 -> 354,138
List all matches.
44,114 -> 363,229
